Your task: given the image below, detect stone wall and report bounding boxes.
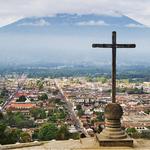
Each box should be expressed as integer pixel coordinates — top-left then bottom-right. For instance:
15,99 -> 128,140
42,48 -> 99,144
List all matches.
1,141 -> 44,150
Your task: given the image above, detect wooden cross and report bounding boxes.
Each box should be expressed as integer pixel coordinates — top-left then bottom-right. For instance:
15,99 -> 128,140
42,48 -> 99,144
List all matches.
92,31 -> 136,103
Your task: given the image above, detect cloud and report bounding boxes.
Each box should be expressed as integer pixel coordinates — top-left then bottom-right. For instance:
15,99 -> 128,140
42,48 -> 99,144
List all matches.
76,20 -> 109,26
125,23 -> 145,28
0,0 -> 150,27
18,19 -> 50,26
0,16 -> 21,27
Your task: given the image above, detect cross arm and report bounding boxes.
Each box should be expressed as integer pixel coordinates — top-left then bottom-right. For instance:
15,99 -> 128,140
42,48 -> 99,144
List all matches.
92,44 -> 136,48
92,44 -> 113,48
116,44 -> 136,48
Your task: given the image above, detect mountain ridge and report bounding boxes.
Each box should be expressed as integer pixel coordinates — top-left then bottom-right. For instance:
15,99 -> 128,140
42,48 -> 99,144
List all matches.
0,13 -> 145,29
0,13 -> 149,66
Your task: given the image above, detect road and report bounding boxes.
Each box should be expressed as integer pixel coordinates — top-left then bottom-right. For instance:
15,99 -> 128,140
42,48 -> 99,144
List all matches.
54,79 -> 90,137
1,74 -> 27,111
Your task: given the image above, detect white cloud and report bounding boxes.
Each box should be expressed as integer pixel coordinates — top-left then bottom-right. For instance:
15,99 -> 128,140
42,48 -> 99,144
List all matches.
18,19 -> 50,26
76,20 -> 109,26
0,16 -> 22,27
0,0 -> 150,27
125,23 -> 145,28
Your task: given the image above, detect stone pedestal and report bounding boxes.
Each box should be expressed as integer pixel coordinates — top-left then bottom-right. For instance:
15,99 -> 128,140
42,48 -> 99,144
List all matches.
0,144 -> 2,150
96,103 -> 133,147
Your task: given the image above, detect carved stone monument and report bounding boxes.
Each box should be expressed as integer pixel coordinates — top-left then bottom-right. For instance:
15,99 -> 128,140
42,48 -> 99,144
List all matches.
92,31 -> 136,147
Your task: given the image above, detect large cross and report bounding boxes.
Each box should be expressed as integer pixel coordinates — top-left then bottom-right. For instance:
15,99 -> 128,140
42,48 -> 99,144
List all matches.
92,31 -> 136,103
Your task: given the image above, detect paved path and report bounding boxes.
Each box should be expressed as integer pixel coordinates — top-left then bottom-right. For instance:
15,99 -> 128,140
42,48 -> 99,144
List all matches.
5,138 -> 150,150
10,138 -> 99,150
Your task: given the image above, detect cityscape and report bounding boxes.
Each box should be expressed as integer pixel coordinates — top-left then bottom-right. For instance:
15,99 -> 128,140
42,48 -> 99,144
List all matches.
0,75 -> 150,145
0,0 -> 150,150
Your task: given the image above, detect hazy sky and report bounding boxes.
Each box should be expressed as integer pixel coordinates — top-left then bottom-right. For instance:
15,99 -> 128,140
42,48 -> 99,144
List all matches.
0,0 -> 150,27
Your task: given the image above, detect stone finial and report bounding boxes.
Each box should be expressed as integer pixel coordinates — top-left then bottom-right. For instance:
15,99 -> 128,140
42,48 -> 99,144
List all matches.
105,103 -> 123,120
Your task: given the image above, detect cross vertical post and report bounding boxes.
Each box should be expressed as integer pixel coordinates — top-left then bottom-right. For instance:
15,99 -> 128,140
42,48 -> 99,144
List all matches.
92,31 -> 136,104
112,31 -> 116,103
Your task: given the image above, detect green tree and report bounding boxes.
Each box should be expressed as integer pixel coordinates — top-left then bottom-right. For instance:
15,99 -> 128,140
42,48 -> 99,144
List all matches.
70,132 -> 80,140
76,105 -> 82,110
32,129 -> 39,140
5,128 -> 22,144
59,110 -> 67,119
52,98 -> 64,105
141,130 -> 150,139
48,114 -> 57,122
36,80 -> 41,86
38,93 -> 48,101
0,123 -> 7,143
38,84 -> 44,90
57,125 -> 70,140
96,112 -> 104,122
126,128 -> 137,135
96,77 -> 107,83
127,87 -> 144,94
0,98 -> 4,105
37,80 -> 44,90
144,109 -> 150,114
78,109 -> 84,117
30,108 -> 46,119
0,87 -> 9,97
0,123 -> 21,144
86,76 -> 93,82
20,132 -> 31,143
0,112 -> 3,120
5,112 -> 35,128
16,95 -> 27,102
38,123 -> 58,140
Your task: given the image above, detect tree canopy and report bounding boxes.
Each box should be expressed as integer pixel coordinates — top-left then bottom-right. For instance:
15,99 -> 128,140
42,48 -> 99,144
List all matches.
38,123 -> 58,140
30,108 -> 46,120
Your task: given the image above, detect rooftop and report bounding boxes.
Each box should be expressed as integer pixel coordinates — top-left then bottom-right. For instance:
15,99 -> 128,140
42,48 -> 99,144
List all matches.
6,103 -> 36,109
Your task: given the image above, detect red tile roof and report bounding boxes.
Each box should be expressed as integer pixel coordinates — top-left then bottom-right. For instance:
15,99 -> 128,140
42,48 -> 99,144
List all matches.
7,103 -> 36,109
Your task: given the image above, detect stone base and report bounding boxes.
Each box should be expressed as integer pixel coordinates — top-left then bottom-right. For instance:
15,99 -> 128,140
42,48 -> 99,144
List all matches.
96,134 -> 133,147
0,145 -> 2,150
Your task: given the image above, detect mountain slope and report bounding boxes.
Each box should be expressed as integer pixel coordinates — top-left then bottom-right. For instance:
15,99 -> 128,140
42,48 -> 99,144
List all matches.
0,13 -> 149,66
1,13 -> 144,29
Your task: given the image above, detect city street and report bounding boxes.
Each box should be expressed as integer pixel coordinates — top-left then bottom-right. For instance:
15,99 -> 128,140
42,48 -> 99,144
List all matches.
1,74 -> 27,111
54,79 -> 90,137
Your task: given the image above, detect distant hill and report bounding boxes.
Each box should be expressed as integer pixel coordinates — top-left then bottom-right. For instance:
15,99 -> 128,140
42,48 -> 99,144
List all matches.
0,13 -> 149,67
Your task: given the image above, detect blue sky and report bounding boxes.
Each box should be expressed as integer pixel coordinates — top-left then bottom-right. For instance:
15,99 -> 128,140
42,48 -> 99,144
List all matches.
0,0 -> 150,27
